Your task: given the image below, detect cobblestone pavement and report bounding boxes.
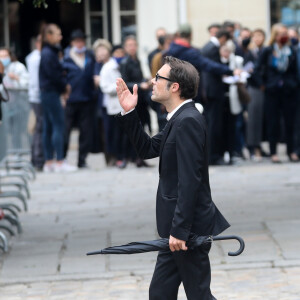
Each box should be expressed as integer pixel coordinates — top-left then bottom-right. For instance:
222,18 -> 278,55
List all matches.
0,152 -> 300,299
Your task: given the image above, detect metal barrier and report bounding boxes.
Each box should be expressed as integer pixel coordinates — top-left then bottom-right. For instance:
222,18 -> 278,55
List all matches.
0,89 -> 35,253
0,105 -> 7,161
0,89 -> 31,156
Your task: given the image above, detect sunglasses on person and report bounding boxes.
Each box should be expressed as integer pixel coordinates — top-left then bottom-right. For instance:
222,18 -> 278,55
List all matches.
155,73 -> 174,82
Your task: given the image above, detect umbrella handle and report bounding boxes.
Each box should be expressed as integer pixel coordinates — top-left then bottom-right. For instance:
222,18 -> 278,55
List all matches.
212,235 -> 245,256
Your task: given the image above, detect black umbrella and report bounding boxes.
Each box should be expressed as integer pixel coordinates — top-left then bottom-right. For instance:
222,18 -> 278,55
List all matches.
87,234 -> 245,257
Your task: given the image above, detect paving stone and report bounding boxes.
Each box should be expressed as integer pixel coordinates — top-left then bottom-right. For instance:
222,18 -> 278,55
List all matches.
0,151 -> 300,299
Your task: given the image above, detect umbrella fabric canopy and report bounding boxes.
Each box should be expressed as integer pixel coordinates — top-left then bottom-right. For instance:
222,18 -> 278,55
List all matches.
87,235 -> 244,257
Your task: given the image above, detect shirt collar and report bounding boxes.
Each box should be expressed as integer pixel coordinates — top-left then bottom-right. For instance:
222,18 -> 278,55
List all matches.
210,36 -> 220,47
166,99 -> 193,121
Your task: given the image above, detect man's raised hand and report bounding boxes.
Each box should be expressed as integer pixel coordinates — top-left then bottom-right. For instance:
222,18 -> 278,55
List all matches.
116,78 -> 138,113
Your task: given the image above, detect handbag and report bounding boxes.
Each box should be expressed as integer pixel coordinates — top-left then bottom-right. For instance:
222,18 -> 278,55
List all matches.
236,82 -> 251,105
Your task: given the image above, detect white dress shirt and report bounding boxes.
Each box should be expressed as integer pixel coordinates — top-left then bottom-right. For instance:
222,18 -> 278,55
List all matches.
25,49 -> 41,103
166,99 -> 193,121
210,36 -> 220,47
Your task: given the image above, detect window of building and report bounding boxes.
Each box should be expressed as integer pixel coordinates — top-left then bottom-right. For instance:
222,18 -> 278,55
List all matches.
271,0 -> 300,26
0,1 -> 4,46
85,0 -> 107,46
119,0 -> 136,41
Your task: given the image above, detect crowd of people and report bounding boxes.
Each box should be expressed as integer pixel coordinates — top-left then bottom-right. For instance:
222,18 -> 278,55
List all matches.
1,19 -> 300,172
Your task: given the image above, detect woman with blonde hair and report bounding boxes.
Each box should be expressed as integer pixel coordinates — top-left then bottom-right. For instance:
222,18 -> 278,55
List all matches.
246,28 -> 266,161
255,23 -> 299,163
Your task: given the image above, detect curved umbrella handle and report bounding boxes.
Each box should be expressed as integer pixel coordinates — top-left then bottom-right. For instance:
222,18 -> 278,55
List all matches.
212,235 -> 245,256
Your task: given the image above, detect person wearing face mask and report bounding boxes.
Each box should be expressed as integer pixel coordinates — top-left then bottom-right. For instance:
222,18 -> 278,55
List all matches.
255,23 -> 299,163
219,43 -> 244,164
231,28 -> 255,162
0,48 -> 29,149
92,39 -> 117,166
235,28 -> 253,60
63,29 -> 95,169
0,48 -> 28,90
288,27 -> 300,159
100,45 -> 129,168
147,27 -> 167,72
246,28 -> 267,162
288,27 -> 299,49
201,29 -> 232,165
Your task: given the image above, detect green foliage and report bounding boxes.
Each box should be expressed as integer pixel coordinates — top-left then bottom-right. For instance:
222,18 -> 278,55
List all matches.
19,0 -> 82,9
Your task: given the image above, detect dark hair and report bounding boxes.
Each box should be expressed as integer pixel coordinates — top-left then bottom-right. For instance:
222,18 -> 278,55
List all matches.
123,35 -> 137,46
208,23 -> 221,31
111,44 -> 123,54
164,56 -> 199,100
0,47 -> 11,57
41,23 -> 60,48
223,21 -> 235,28
252,28 -> 266,37
216,29 -> 231,40
241,27 -> 251,33
0,47 -> 17,62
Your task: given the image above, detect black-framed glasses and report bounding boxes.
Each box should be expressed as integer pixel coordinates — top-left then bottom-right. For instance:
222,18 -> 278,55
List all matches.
155,73 -> 174,82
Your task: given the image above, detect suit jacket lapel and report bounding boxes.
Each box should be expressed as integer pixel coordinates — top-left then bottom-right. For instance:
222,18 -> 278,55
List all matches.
158,101 -> 195,174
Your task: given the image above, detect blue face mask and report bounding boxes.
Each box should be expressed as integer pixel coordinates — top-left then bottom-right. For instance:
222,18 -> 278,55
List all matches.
73,46 -> 86,54
0,57 -> 11,68
113,56 -> 124,65
290,37 -> 299,46
234,29 -> 240,40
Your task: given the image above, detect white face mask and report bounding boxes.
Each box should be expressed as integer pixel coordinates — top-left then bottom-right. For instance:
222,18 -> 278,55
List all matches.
73,46 -> 86,54
220,56 -> 229,63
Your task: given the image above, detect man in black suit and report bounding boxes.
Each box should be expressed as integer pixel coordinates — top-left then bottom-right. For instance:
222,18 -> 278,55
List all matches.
116,56 -> 230,300
201,29 -> 231,165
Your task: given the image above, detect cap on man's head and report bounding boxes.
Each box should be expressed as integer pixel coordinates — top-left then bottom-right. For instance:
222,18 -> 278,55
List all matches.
70,29 -> 87,41
178,23 -> 192,38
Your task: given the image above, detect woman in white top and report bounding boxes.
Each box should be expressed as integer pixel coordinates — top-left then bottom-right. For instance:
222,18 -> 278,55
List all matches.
100,45 -> 128,168
219,43 -> 245,163
0,48 -> 29,149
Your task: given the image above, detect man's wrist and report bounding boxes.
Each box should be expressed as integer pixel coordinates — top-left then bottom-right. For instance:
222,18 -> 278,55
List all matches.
121,108 -> 135,116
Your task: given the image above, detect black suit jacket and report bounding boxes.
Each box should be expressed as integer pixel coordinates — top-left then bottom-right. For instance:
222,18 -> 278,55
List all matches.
201,41 -> 224,100
118,102 -> 230,241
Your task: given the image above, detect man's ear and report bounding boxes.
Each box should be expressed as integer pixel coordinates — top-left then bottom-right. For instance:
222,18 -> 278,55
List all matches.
171,82 -> 180,93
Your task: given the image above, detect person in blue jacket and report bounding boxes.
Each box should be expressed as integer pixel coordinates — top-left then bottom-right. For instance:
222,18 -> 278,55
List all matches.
39,24 -> 76,173
166,24 -> 239,98
166,24 -> 241,165
63,29 -> 95,168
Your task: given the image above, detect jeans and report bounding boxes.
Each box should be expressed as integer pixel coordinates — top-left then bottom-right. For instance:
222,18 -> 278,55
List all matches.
30,103 -> 44,168
41,91 -> 64,161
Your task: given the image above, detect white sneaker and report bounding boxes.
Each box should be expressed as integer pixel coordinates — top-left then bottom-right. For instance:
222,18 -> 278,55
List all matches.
43,163 -> 54,173
54,161 -> 78,173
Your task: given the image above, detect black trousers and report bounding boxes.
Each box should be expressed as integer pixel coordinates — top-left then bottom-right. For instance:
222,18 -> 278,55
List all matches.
64,101 -> 93,166
222,97 -> 237,158
264,88 -> 297,155
204,97 -> 224,164
149,244 -> 215,300
295,89 -> 300,156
